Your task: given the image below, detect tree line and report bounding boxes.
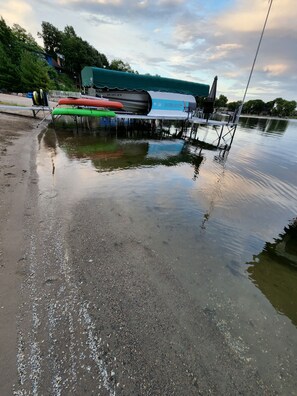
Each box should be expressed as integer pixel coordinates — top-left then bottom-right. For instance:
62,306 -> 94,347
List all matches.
226,98 -> 297,118
211,95 -> 296,118
0,17 -> 137,93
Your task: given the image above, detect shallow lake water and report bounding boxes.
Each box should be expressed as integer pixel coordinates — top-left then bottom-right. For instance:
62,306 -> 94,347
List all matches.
38,117 -> 297,334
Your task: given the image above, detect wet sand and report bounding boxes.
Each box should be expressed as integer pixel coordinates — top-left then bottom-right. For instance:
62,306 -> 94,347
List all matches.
0,93 -> 55,394
0,109 -> 41,394
1,96 -> 297,395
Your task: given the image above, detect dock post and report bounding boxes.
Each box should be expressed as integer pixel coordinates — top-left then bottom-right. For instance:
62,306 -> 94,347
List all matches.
217,125 -> 224,147
229,125 -> 237,149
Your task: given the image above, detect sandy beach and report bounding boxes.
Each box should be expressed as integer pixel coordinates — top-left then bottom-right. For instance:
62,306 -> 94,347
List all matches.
0,93 -> 56,393
0,98 -> 42,394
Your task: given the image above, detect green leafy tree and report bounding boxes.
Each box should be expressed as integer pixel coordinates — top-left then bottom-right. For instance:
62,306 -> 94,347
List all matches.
272,98 -> 297,117
0,43 -> 21,91
38,21 -> 62,56
145,73 -> 161,77
59,25 -> 109,76
0,17 -> 80,92
19,51 -> 50,91
46,67 -> 77,91
264,100 -> 276,115
242,99 -> 265,114
287,100 -> 297,116
109,59 -> 137,73
0,17 -> 20,60
0,18 -> 22,90
11,24 -> 41,51
215,94 -> 228,108
227,101 -> 241,111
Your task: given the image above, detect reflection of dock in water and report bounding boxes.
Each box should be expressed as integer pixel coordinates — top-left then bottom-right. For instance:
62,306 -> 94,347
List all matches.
49,129 -> 205,174
247,219 -> 297,327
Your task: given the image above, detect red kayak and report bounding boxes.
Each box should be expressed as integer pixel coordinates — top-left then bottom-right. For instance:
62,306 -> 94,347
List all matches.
58,97 -> 124,109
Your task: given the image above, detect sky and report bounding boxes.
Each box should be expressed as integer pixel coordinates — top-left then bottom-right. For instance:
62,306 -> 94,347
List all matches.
1,0 -> 296,102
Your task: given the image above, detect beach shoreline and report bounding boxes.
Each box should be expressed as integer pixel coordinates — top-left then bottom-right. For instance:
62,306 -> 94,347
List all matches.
0,108 -> 43,394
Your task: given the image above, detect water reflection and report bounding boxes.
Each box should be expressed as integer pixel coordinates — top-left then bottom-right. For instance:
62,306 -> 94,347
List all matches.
51,128 -> 205,174
41,120 -> 297,331
239,117 -> 288,135
247,219 -> 297,326
240,117 -> 268,131
265,119 -> 288,134
41,128 -> 57,174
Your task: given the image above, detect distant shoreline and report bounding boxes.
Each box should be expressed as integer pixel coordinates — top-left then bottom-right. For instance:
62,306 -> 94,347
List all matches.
239,114 -> 297,121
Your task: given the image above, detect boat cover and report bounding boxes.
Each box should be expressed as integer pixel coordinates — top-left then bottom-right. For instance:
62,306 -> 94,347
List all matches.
81,67 -> 209,97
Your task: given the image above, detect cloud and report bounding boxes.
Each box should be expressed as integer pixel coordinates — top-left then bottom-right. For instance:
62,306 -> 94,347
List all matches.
1,0 -> 33,27
83,13 -> 122,25
166,0 -> 297,101
207,43 -> 243,61
59,0 -> 122,4
45,0 -> 187,22
218,0 -> 297,33
263,64 -> 288,76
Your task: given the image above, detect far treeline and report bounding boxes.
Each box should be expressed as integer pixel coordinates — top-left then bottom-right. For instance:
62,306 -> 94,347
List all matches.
222,96 -> 297,118
209,95 -> 296,118
0,17 -> 296,117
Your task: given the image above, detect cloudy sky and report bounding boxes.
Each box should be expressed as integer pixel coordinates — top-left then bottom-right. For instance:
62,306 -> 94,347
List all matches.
1,0 -> 296,101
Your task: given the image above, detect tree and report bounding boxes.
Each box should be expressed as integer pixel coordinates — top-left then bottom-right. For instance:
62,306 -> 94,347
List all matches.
215,94 -> 228,109
0,17 -> 20,60
0,43 -> 21,91
109,59 -> 137,73
0,18 -> 23,91
19,51 -> 50,91
227,101 -> 241,111
264,100 -> 275,115
272,98 -> 297,117
60,25 -> 109,76
64,25 -> 76,37
11,24 -> 41,51
145,73 -> 161,77
242,99 -> 265,114
37,21 -> 138,82
38,21 -> 62,56
287,100 -> 297,116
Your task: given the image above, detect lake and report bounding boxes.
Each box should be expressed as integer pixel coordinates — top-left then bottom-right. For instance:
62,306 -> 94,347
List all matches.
37,116 -> 297,392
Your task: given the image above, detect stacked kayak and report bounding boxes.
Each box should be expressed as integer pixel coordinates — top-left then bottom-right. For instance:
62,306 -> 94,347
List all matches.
58,98 -> 123,109
52,97 -> 124,118
52,108 -> 116,117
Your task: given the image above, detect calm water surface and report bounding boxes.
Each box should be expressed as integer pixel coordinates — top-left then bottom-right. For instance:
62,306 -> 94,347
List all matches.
38,117 -> 297,330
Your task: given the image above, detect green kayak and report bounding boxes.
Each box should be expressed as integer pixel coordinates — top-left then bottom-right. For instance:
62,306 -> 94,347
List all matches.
52,108 -> 116,117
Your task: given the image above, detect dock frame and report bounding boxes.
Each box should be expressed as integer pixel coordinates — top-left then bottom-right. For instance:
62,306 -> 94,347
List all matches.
0,105 -> 52,118
187,117 -> 237,150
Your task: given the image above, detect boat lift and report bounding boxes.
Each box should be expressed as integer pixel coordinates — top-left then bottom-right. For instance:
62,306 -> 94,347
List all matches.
187,116 -> 238,150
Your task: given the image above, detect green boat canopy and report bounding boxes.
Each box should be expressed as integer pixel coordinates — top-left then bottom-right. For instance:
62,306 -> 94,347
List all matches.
81,67 -> 209,97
